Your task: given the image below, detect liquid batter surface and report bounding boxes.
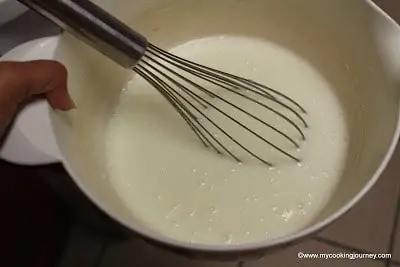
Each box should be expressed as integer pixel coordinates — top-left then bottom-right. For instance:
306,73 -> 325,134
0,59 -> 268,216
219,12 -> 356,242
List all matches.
105,36 -> 348,245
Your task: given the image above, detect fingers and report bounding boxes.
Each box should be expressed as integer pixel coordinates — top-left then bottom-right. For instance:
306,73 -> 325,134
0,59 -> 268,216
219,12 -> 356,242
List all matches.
46,86 -> 76,111
25,60 -> 76,111
0,60 -> 76,111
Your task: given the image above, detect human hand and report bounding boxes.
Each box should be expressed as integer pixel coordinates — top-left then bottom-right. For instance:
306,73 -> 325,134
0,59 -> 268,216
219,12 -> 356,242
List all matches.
0,60 -> 75,136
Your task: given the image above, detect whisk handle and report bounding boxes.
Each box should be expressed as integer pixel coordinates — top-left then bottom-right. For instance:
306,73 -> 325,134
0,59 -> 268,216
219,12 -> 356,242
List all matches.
17,0 -> 148,68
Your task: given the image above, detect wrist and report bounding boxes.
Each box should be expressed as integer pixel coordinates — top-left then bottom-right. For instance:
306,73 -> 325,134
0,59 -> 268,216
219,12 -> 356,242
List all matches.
0,62 -> 30,137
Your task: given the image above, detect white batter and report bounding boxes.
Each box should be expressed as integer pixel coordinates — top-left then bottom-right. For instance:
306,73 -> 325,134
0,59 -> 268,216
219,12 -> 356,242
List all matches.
105,36 -> 348,245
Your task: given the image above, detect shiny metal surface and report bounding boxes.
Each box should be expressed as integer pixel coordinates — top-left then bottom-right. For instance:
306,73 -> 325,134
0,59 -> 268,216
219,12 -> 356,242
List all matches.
17,0 -> 308,166
17,0 -> 148,68
135,44 -> 308,166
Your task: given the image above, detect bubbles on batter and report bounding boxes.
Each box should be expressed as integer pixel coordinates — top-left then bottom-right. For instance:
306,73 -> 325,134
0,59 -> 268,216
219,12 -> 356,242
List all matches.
211,206 -> 218,214
307,193 -> 314,206
165,203 -> 180,219
105,34 -> 349,246
199,180 -> 206,188
297,162 -> 303,167
297,203 -> 305,212
281,209 -> 294,222
224,233 -> 233,244
321,171 -> 329,178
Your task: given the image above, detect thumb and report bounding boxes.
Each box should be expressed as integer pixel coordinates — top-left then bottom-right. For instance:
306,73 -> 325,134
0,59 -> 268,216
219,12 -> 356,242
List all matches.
0,60 -> 75,111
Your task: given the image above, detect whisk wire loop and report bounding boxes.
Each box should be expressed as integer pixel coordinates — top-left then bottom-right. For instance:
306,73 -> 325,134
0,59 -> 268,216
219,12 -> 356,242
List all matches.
133,44 -> 308,166
135,65 -> 245,163
144,52 -> 306,143
148,44 -> 308,128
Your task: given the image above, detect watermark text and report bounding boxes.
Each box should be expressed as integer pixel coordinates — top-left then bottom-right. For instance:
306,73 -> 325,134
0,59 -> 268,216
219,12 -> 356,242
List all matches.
298,252 -> 391,260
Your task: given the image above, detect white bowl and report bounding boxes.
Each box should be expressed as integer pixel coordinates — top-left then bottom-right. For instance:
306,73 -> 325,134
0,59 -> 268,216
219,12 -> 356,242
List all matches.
0,0 -> 27,27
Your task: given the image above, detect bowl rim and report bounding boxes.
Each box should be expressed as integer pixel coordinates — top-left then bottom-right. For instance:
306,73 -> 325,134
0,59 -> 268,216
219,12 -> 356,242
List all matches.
4,0 -> 400,255
0,0 -> 28,26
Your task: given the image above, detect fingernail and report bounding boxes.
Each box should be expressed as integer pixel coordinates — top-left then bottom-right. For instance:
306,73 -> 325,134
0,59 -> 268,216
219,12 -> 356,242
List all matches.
68,96 -> 77,109
54,96 -> 76,111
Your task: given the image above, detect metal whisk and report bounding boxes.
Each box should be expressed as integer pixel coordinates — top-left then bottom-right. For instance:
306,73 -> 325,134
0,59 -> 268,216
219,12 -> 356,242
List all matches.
18,0 -> 308,166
